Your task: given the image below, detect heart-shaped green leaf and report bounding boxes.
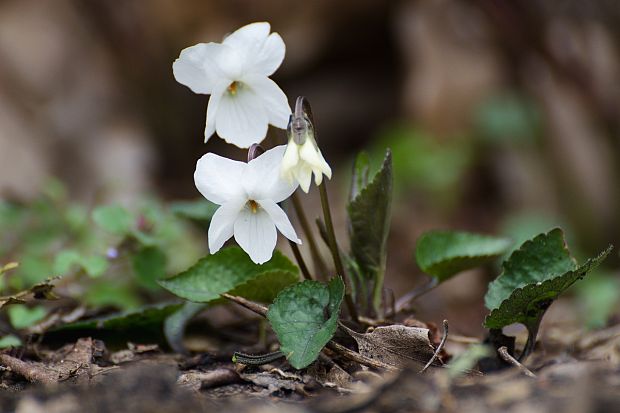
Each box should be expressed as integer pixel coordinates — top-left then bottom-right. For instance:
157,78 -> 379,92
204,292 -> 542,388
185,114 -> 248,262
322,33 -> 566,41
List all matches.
267,277 -> 344,369
8,305 -> 47,329
416,230 -> 512,282
92,205 -> 133,235
484,228 -> 612,330
158,247 -> 299,303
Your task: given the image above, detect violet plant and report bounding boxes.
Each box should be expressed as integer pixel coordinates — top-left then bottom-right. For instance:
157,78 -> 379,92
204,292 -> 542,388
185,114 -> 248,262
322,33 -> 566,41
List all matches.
160,21 -> 613,370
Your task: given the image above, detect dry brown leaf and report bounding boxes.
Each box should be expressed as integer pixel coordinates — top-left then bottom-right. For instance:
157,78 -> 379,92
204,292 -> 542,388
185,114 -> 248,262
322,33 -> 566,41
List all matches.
341,324 -> 441,368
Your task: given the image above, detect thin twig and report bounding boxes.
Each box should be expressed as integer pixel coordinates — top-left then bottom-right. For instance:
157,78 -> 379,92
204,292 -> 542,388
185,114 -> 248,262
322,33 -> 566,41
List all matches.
291,192 -> 328,277
325,341 -> 399,372
497,346 -> 536,378
288,240 -> 313,280
318,182 -> 358,322
393,279 -> 439,314
420,319 -> 449,373
221,293 -> 268,317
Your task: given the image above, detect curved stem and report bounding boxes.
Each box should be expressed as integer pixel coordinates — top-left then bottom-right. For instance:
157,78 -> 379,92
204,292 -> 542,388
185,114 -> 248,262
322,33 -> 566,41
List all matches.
318,182 -> 358,322
288,240 -> 312,280
291,192 -> 328,278
393,279 -> 439,314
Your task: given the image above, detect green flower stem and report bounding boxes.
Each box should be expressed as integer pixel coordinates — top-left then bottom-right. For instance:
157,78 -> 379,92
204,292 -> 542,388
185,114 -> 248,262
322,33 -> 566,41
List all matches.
291,192 -> 328,278
318,182 -> 358,322
288,240 -> 313,280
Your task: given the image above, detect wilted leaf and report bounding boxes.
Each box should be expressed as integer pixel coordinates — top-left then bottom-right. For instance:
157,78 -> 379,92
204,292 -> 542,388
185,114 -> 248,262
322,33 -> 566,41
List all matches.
347,150 -> 393,313
484,229 -> 612,331
341,324 -> 438,368
0,278 -> 59,309
416,230 -> 512,282
8,305 -> 47,329
267,277 -> 344,369
92,205 -> 133,235
159,247 -> 299,303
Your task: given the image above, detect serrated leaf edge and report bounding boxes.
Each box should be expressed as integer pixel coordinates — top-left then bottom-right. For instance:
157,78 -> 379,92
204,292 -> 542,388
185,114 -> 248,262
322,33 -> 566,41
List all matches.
484,244 -> 613,329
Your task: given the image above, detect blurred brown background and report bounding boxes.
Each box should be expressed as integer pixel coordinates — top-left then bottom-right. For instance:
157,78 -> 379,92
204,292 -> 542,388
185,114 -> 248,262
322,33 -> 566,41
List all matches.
1,0 -> 619,333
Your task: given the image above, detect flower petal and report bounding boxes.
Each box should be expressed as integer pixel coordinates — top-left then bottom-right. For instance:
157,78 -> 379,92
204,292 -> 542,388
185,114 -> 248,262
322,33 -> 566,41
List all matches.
258,199 -> 300,243
173,43 -> 223,94
234,208 -> 277,264
294,164 -> 313,193
247,33 -> 286,76
243,75 -> 291,129
194,153 -> 246,204
215,83 -> 268,147
244,145 -> 297,202
223,22 -> 270,58
204,81 -> 230,142
208,200 -> 244,253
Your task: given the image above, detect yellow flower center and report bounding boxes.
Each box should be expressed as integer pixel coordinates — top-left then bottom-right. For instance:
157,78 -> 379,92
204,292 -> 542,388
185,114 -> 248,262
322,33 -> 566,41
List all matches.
247,200 -> 259,214
227,81 -> 239,95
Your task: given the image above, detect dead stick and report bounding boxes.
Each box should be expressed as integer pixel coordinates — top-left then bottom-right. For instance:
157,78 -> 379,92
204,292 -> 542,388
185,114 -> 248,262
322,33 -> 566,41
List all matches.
420,319 -> 449,373
497,346 -> 536,378
222,293 -> 398,372
325,341 -> 399,372
0,354 -> 57,384
221,293 -> 268,317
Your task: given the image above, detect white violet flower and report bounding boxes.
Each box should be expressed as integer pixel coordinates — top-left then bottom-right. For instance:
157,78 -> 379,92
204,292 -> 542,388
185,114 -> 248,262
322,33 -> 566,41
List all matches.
173,22 -> 291,148
281,113 -> 332,193
195,145 -> 300,264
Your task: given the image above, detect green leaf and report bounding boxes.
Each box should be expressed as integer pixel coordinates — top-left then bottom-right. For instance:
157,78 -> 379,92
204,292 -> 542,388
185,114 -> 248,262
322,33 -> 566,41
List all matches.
53,250 -> 81,274
55,303 -> 181,331
54,251 -> 108,277
484,229 -> 613,330
485,228 -> 575,311
415,230 -> 512,282
8,305 -> 47,329
170,199 -> 218,224
158,247 -> 299,303
0,335 -> 22,349
267,277 -> 345,369
349,152 -> 371,202
81,255 -> 109,278
347,150 -> 393,314
92,205 -> 133,235
84,281 -> 140,311
132,246 -> 167,289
